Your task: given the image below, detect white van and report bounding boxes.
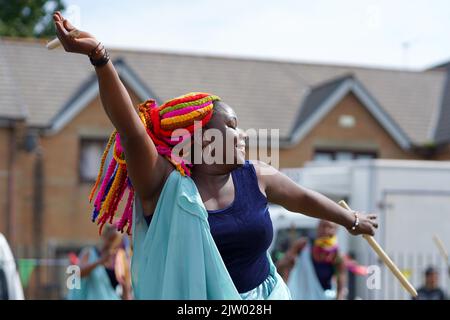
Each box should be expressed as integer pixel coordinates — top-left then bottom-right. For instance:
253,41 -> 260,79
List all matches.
0,233 -> 24,300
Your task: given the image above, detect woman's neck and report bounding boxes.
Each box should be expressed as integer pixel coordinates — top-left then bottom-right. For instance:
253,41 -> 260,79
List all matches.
191,167 -> 231,189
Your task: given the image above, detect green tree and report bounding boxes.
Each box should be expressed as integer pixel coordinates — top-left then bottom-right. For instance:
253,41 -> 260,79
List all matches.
0,0 -> 65,38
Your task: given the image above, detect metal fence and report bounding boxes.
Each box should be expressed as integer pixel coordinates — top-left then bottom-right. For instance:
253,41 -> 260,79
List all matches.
357,251 -> 449,300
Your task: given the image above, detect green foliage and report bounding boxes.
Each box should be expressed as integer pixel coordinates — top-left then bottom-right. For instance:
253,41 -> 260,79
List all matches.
0,0 -> 65,38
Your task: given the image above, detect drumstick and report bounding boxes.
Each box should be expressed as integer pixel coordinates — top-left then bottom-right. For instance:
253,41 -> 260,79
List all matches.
339,200 -> 418,297
432,234 -> 449,263
46,29 -> 81,50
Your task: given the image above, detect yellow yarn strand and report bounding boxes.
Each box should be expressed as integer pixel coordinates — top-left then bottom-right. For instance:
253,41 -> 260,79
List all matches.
164,155 -> 186,176
113,142 -> 127,165
138,112 -> 147,127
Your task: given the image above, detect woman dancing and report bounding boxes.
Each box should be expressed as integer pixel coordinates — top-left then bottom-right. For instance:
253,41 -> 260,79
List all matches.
52,12 -> 377,300
277,220 -> 347,300
67,225 -> 132,300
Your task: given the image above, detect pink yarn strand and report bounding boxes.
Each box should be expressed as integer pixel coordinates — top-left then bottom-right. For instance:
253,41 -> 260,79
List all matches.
117,189 -> 134,232
94,158 -> 117,210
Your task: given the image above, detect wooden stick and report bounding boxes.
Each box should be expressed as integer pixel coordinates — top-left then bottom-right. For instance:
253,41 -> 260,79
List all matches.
432,234 -> 449,263
46,29 -> 81,50
339,200 -> 418,297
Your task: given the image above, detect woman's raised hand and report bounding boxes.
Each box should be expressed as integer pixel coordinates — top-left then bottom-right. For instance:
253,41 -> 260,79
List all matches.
348,212 -> 378,236
53,11 -> 99,55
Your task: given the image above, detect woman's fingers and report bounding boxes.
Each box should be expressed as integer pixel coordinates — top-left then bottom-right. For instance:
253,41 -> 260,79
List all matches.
55,20 -> 68,37
55,11 -> 64,22
63,19 -> 76,32
53,12 -> 60,21
54,11 -> 72,33
54,20 -> 72,51
368,215 -> 378,228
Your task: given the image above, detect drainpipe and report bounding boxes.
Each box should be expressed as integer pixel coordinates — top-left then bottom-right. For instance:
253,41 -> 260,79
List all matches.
33,144 -> 44,298
23,129 -> 44,298
6,122 -> 17,253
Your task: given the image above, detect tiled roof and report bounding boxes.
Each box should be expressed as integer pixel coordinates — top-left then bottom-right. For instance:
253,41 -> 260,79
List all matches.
0,37 -> 448,145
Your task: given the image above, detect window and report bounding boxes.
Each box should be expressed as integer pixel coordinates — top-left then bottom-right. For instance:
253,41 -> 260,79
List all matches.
313,152 -> 333,162
335,151 -> 353,161
79,138 -> 109,183
313,149 -> 377,162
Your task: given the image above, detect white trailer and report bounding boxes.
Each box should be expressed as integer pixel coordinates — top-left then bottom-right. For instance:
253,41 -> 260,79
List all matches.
270,159 -> 450,300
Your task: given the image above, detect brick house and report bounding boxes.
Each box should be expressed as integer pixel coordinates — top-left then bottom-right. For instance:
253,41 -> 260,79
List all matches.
1,38 -> 449,298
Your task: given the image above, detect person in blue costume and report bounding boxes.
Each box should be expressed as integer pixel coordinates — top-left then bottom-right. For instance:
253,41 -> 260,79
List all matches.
53,12 -> 378,300
67,225 -> 133,300
277,220 -> 348,300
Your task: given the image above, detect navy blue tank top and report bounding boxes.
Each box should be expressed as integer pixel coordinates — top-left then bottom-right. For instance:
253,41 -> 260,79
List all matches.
312,259 -> 335,290
311,240 -> 336,290
144,161 -> 273,293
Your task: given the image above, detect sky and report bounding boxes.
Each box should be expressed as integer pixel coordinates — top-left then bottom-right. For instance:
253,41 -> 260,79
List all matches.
61,0 -> 450,70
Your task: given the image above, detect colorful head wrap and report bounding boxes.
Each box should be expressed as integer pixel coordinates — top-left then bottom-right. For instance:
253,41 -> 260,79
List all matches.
312,236 -> 369,274
312,235 -> 339,264
89,92 -> 221,235
314,235 -> 338,249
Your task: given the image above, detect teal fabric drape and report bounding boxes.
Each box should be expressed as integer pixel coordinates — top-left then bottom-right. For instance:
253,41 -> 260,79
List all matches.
287,243 -> 336,300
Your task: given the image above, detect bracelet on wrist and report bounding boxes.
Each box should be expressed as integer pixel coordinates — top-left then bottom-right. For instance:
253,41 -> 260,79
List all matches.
89,45 -> 110,68
89,42 -> 103,58
350,210 -> 360,231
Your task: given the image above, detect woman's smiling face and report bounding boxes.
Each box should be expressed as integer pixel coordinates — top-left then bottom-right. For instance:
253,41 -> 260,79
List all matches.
201,101 -> 247,166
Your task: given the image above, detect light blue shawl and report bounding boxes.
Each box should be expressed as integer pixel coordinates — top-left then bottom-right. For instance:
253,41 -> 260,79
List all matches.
287,243 -> 336,300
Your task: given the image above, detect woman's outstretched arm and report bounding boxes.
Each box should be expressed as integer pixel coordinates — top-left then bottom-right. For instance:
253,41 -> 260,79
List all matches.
253,161 -> 378,236
53,12 -> 170,200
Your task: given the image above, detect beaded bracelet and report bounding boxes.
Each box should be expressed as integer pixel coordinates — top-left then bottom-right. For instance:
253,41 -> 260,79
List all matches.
350,211 -> 360,231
